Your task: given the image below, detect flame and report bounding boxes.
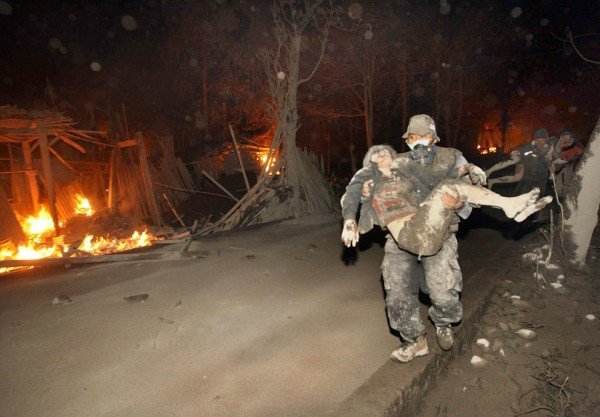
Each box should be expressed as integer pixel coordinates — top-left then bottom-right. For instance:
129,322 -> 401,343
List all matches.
19,205 -> 55,241
1,200 -> 159,274
75,194 -> 94,216
77,230 -> 153,255
477,146 -> 498,155
257,151 -> 278,174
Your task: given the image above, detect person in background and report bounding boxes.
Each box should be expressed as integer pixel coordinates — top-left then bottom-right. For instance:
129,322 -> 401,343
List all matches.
551,131 -> 584,197
487,128 -> 555,194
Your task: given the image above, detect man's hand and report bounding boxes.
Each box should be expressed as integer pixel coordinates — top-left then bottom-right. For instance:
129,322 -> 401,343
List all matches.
487,178 -> 497,190
467,164 -> 487,185
341,219 -> 359,247
361,179 -> 373,199
441,187 -> 464,210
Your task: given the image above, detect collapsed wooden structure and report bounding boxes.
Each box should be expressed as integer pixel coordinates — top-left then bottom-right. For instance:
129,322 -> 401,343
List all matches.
0,99 -> 338,260
0,106 -> 200,241
0,105 -> 107,241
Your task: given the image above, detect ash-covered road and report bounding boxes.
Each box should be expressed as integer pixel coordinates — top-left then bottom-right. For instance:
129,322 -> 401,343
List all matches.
0,212 -> 512,417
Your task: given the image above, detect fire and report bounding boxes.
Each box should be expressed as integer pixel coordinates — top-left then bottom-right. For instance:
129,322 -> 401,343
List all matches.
77,230 -> 153,255
19,205 -> 55,241
75,194 -> 94,216
257,151 -> 278,174
477,144 -> 498,155
1,195 -> 159,274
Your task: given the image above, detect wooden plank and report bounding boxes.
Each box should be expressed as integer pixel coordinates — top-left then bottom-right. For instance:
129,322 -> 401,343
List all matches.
30,136 -> 60,153
229,125 -> 250,191
38,130 -> 59,234
0,184 -> 26,242
59,136 -> 86,153
136,132 -> 163,226
107,148 -> 117,212
48,146 -> 75,171
117,139 -> 137,148
21,140 -> 39,211
0,250 -> 210,269
182,219 -> 199,253
162,193 -> 186,229
201,170 -> 239,202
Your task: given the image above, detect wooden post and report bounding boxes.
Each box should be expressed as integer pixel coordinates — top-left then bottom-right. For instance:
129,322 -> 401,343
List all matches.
107,148 -> 117,212
136,132 -> 162,226
22,140 -> 39,212
8,144 -> 23,208
38,130 -> 59,234
229,125 -> 250,191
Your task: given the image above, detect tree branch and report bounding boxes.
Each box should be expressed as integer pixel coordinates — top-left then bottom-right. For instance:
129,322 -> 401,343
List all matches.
553,28 -> 600,65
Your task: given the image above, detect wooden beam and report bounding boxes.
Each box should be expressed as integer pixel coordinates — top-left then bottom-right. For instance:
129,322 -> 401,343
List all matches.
136,132 -> 163,226
59,136 -> 86,153
229,125 -> 250,191
107,148 -> 117,212
30,136 -> 59,153
48,146 -> 74,171
0,250 -> 210,269
38,130 -> 59,234
117,139 -> 137,148
201,170 -> 239,202
21,140 -> 39,211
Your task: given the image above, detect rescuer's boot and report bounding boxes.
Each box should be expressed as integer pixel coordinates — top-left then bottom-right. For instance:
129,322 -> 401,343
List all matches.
436,325 -> 454,351
391,335 -> 429,363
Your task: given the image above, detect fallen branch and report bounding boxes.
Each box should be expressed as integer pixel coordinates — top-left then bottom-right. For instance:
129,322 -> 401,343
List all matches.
229,125 -> 250,191
162,193 -> 186,229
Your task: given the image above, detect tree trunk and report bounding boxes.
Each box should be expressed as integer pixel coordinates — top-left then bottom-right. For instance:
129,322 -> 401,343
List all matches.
363,84 -> 373,148
401,66 -> 408,131
443,103 -> 451,147
453,71 -> 464,148
363,50 -> 375,148
435,73 -> 441,122
563,116 -> 600,270
201,41 -> 210,139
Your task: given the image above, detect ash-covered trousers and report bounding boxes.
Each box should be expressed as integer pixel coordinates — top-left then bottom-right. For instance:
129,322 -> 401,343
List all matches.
381,234 -> 463,342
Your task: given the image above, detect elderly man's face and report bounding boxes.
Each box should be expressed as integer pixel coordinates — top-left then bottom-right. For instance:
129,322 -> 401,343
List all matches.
370,150 -> 393,169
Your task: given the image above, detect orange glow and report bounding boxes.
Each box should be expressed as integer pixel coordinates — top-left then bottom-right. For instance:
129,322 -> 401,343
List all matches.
477,123 -> 500,154
1,198 -> 159,274
257,151 -> 277,173
19,205 -> 55,241
75,194 -> 94,216
78,230 -> 153,255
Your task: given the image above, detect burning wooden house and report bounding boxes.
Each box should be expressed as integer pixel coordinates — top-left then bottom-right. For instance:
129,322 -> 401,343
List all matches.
0,106 -> 198,272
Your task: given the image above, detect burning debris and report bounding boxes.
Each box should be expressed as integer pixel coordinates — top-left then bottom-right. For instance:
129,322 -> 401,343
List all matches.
0,192 -> 158,274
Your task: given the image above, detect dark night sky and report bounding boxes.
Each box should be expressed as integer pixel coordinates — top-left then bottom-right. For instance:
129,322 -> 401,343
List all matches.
0,0 -> 598,157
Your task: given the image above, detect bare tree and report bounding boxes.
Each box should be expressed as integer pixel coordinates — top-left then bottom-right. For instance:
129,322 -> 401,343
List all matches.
563,116 -> 600,270
201,0 -> 340,233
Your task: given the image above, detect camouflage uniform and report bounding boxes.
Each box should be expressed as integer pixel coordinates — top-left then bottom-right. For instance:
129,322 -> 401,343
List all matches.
381,146 -> 469,342
341,165 -> 380,234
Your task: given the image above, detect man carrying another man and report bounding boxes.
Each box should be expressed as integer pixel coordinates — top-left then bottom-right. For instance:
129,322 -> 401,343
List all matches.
342,115 -> 483,363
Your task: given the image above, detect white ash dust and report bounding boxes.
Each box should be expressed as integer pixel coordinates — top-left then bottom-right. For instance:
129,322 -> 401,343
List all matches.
418,253 -> 600,417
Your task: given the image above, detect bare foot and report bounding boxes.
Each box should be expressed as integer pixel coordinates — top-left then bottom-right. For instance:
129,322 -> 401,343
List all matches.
504,188 -> 540,218
514,196 -> 553,222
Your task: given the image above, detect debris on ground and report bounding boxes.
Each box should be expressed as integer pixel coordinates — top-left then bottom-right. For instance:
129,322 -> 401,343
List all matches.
419,234 -> 600,417
52,295 -> 72,305
123,294 -> 149,303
